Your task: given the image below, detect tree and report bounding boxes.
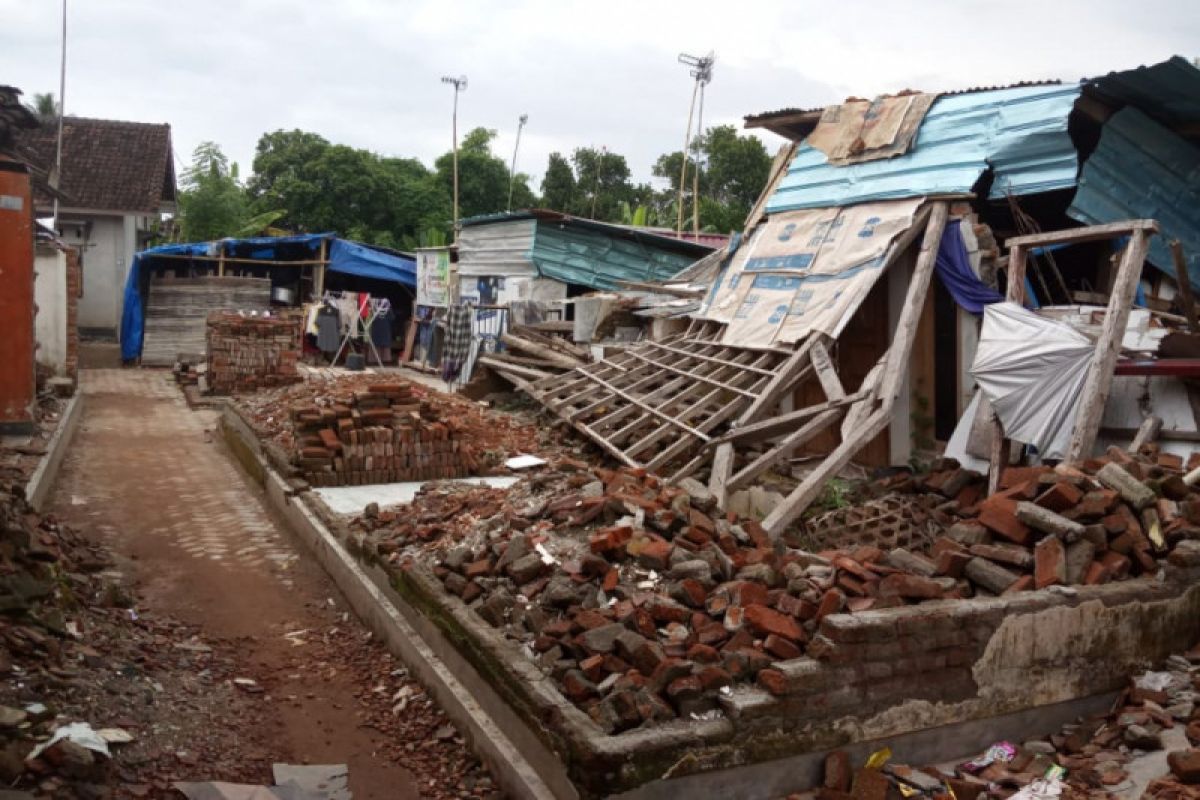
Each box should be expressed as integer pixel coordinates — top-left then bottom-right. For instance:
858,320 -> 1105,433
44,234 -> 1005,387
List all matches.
176,142 -> 251,241
652,125 -> 771,232
570,147 -> 634,222
27,92 -> 59,124
540,152 -> 576,212
246,129 -> 453,245
434,127 -> 534,220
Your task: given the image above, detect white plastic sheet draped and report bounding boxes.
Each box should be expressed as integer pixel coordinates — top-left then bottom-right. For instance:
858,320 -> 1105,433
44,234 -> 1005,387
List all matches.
969,302 -> 1095,460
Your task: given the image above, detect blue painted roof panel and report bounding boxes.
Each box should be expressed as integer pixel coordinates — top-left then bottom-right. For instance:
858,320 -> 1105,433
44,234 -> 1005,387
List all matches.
1087,56 -> 1200,130
1067,106 -> 1200,288
766,83 -> 1082,211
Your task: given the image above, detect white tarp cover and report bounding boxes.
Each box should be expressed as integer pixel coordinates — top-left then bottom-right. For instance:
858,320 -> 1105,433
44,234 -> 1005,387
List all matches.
701,198 -> 923,348
970,302 -> 1094,460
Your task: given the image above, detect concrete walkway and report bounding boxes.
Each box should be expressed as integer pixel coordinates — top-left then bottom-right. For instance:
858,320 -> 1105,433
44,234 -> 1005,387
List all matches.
50,369 -> 429,799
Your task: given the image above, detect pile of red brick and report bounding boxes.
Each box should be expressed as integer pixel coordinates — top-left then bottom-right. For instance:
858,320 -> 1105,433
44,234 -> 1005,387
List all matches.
206,312 -> 301,395
408,444 -> 1200,731
809,647 -> 1200,800
293,382 -> 481,486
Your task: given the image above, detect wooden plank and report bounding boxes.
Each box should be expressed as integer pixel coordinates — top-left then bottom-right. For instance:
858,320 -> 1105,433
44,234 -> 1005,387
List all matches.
987,242 -> 1028,495
761,407 -> 892,537
501,333 -> 584,369
1005,219 -> 1159,248
477,356 -> 552,381
1064,229 -> 1154,462
810,337 -> 845,400
762,201 -> 948,538
490,368 -> 538,395
711,390 -> 871,447
1171,240 -> 1199,333
1129,415 -> 1163,452
726,408 -> 844,492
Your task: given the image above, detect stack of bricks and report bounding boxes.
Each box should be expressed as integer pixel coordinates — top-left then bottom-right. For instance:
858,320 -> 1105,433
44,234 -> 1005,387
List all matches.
205,312 -> 302,395
293,382 -> 478,486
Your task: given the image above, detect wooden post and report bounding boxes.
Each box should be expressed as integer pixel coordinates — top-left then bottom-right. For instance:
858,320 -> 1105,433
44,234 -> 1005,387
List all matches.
315,238 -> 328,298
217,244 -> 225,277
986,243 -> 1027,494
1063,230 -> 1153,462
1170,240 -> 1198,332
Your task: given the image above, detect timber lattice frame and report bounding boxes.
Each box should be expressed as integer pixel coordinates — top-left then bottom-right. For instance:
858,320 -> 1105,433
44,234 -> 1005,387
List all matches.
520,201 -> 952,540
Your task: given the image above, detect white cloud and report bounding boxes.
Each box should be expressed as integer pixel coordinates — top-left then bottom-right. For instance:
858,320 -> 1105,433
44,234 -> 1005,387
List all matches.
2,0 -> 1195,190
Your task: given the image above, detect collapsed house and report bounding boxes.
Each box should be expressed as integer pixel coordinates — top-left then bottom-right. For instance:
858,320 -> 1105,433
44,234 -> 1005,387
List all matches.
519,56 -> 1200,537
405,210 -> 719,384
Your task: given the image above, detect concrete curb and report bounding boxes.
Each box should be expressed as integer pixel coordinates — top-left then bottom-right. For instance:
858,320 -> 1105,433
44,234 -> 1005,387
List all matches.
26,392 -> 84,511
218,408 -> 566,800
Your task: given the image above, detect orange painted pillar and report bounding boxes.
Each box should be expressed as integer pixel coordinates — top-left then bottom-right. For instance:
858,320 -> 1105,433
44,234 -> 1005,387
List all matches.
0,159 -> 36,431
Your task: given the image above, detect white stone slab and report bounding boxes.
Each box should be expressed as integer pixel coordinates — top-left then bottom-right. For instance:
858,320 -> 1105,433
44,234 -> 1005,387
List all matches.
313,476 -> 520,516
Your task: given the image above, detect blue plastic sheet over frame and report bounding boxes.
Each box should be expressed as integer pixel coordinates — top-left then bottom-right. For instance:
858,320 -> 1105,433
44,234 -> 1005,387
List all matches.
120,234 -> 416,361
935,222 -> 1003,314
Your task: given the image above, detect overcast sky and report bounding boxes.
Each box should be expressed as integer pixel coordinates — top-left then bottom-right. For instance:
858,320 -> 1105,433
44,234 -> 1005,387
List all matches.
4,0 -> 1197,190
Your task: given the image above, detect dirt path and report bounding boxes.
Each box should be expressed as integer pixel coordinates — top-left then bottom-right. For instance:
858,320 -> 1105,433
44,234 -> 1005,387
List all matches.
49,369 -> 492,799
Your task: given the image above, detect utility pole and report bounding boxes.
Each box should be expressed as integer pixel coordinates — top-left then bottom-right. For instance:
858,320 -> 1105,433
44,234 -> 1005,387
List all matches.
591,145 -> 606,220
675,52 -> 714,236
440,75 -> 467,240
52,0 -> 67,232
507,113 -> 528,212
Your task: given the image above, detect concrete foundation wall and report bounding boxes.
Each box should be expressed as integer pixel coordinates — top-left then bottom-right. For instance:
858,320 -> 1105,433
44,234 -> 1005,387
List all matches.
217,404 -> 1200,799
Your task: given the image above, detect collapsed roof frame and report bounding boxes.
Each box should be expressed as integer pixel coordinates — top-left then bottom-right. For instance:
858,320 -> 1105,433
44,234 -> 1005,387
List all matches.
521,200 -> 950,539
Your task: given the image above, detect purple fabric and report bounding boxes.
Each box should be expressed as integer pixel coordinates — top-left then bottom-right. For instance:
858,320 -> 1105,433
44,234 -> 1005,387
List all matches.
936,221 -> 1003,314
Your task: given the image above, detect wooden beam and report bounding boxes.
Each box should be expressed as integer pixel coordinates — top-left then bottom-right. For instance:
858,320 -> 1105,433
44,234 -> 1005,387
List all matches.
762,201 -> 949,538
316,238 -> 328,297
711,390 -> 871,447
1005,219 -> 1159,249
987,242 -> 1028,495
501,333 -> 584,370
1129,415 -> 1163,452
810,337 -> 845,400
1064,229 -> 1154,462
477,356 -> 552,381
726,408 -> 844,492
1170,240 -> 1199,333
579,370 -> 713,442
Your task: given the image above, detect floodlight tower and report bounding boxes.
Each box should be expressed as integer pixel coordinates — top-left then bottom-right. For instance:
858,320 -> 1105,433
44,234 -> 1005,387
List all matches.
441,75 -> 468,238
675,51 -> 714,236
507,113 -> 529,212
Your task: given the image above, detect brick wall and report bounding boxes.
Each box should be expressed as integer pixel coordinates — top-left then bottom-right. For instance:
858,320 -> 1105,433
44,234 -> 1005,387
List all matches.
65,247 -> 80,378
292,382 -> 479,487
205,312 -> 302,395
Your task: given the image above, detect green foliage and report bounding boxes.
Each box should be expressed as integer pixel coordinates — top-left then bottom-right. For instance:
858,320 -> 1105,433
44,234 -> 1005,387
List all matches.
652,124 -> 772,233
807,477 -> 855,516
434,127 -> 535,220
540,152 -> 576,212
246,129 -> 451,245
571,147 -> 634,221
177,142 -> 251,241
27,92 -> 59,123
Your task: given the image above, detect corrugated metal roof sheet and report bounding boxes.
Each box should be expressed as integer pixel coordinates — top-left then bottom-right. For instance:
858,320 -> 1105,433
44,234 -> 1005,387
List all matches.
530,223 -> 701,291
1086,56 -> 1200,131
1067,106 -> 1200,287
766,83 -> 1081,212
457,218 -> 536,277
745,80 -> 1064,127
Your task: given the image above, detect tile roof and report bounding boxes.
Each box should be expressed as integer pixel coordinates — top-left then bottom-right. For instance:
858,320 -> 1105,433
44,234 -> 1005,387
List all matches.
15,116 -> 175,213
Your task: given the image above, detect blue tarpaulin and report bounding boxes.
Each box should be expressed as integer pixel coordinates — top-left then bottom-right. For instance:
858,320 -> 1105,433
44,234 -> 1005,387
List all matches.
935,221 -> 1003,314
120,234 -> 415,361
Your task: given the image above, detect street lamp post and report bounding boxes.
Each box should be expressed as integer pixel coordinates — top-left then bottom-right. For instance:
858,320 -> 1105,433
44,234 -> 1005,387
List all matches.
507,113 -> 528,212
441,75 -> 467,239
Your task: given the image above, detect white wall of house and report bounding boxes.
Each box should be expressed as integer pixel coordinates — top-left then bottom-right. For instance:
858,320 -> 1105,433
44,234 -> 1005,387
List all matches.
58,211 -> 137,336
34,245 -> 68,375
